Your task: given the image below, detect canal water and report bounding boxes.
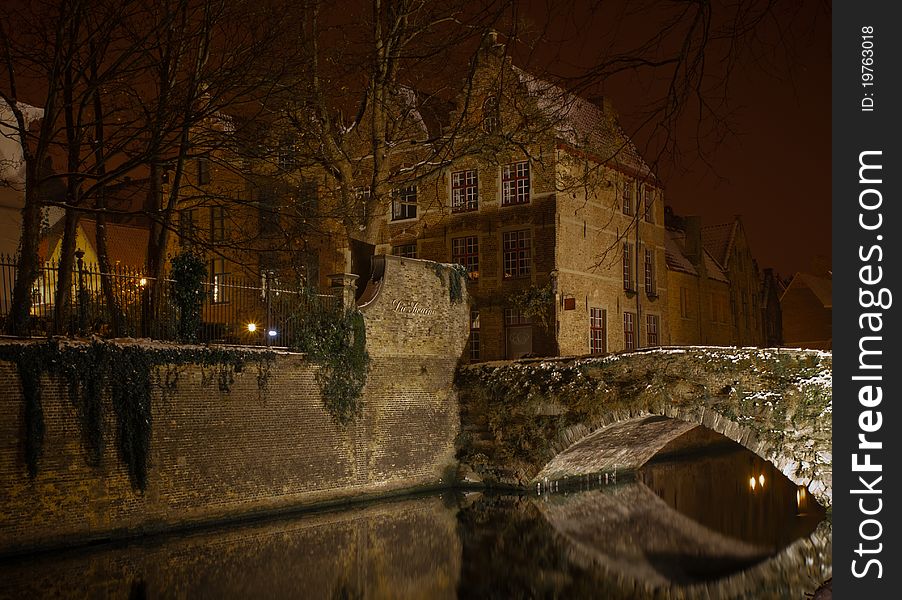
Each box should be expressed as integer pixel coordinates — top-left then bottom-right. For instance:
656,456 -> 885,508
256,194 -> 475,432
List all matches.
0,441 -> 829,599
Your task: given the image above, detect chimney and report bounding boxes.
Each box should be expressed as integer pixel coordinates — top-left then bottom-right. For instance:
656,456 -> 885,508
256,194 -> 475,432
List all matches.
684,216 -> 703,266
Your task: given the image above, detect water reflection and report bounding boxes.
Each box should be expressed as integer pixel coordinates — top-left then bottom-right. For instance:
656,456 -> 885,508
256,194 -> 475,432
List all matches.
0,444 -> 829,599
637,442 -> 826,551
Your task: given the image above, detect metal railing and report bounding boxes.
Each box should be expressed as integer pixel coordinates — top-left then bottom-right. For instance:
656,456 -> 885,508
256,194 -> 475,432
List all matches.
0,253 -> 338,348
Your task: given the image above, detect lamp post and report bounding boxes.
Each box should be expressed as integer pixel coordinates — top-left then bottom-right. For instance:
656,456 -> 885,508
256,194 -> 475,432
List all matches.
74,249 -> 86,335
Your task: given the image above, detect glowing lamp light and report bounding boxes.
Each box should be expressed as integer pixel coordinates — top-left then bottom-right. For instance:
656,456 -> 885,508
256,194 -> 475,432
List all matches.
268,330 -> 277,337
246,323 -> 257,333
139,277 -> 148,286
759,474 -> 765,488
749,476 -> 756,491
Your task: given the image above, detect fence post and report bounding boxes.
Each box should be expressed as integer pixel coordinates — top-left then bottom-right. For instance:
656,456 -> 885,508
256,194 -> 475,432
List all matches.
264,270 -> 273,347
328,273 -> 359,311
75,249 -> 86,335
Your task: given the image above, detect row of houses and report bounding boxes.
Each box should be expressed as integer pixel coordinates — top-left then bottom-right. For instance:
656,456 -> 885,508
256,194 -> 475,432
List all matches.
2,37 -> 830,355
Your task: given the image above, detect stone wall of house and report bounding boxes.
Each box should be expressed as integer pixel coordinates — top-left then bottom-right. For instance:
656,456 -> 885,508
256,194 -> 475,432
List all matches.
554,155 -> 668,356
0,258 -> 469,556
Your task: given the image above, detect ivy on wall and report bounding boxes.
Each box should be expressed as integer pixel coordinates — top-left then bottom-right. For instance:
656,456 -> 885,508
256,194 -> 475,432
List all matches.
432,262 -> 469,304
0,340 -> 273,492
290,304 -> 370,426
510,284 -> 554,329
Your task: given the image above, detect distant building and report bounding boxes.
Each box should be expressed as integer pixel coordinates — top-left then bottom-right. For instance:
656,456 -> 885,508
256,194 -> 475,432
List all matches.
781,272 -> 831,350
700,217 -> 765,347
761,268 -> 784,347
664,219 -> 732,346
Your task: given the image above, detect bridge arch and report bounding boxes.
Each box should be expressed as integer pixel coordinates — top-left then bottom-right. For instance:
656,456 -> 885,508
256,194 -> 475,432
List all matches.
456,347 -> 832,507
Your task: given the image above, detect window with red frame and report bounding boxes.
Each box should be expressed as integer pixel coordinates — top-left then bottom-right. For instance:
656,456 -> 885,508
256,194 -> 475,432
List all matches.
452,236 -> 479,279
503,230 -> 531,278
501,161 -> 530,206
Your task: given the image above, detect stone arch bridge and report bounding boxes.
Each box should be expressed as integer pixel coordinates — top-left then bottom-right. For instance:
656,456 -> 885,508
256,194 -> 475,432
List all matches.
455,347 -> 832,507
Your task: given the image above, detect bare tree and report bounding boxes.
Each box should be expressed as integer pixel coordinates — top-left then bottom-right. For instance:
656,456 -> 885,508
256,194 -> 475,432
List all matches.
1,0 -> 296,335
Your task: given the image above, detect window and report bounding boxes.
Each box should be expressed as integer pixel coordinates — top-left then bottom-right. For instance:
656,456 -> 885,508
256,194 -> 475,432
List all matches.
622,242 -> 634,291
623,311 -> 636,350
501,161 -> 530,206
504,308 -> 531,326
622,180 -> 633,215
644,247 -> 656,295
452,236 -> 479,279
298,180 -> 318,212
644,186 -> 654,222
469,310 -> 481,362
210,258 -> 229,304
680,286 -> 691,318
392,244 -> 417,258
211,206 -> 226,243
277,138 -> 296,171
502,229 -> 531,278
392,185 -> 417,220
646,314 -> 659,346
179,209 -> 198,247
197,157 -> 211,185
482,96 -> 499,133
451,169 -> 478,212
590,308 -> 607,354
354,186 -> 371,222
258,186 -> 279,236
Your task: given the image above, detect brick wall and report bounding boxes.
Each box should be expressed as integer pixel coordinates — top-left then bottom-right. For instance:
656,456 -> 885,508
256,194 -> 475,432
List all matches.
0,258 -> 469,555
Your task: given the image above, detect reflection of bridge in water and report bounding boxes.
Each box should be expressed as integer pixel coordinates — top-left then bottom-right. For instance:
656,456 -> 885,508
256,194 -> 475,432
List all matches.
535,482 -> 831,599
533,435 -> 829,598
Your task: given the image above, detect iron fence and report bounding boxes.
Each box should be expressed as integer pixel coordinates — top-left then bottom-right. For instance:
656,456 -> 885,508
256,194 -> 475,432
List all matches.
0,253 -> 338,348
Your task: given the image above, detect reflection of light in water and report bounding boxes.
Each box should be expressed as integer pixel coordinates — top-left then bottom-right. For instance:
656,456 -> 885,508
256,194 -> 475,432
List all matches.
797,486 -> 808,514
748,474 -> 765,492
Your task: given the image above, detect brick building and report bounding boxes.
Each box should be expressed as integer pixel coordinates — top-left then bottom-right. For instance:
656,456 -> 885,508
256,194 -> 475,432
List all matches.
354,50 -> 668,360
781,272 -> 831,350
664,221 -> 733,346
165,39 -> 667,361
699,217 -> 766,347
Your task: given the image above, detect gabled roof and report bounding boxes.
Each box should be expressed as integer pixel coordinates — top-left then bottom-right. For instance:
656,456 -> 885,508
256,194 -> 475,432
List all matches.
782,272 -> 832,309
701,221 -> 739,266
80,220 -> 149,269
665,229 -> 729,283
511,66 -> 653,179
665,230 -> 697,276
39,219 -> 149,269
703,252 -> 729,283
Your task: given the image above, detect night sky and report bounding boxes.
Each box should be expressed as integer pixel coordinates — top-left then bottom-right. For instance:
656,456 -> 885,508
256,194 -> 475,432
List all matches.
651,6 -> 831,280
529,0 -> 832,280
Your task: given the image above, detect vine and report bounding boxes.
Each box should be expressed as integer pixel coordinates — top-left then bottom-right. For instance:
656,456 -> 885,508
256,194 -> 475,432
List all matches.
290,303 -> 370,426
432,262 -> 469,304
0,340 -> 274,491
510,283 -> 555,329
